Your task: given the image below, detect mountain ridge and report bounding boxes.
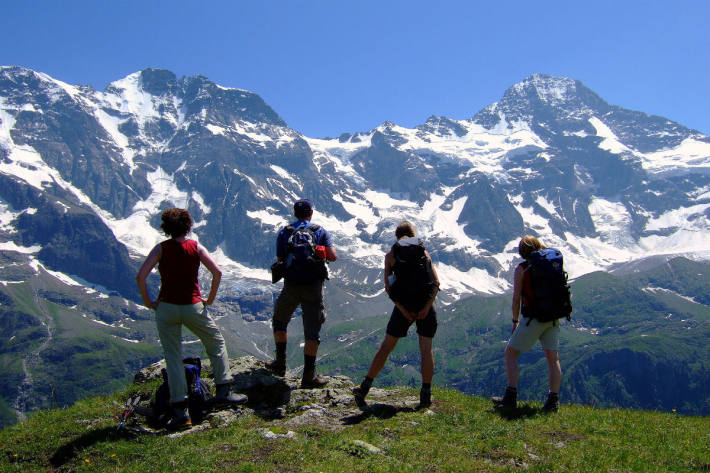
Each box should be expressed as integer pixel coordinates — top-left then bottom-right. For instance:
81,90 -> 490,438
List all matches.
2,66 -> 710,426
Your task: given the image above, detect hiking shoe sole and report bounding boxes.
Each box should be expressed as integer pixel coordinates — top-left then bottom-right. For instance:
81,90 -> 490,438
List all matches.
265,361 -> 286,377
352,386 -> 368,405
419,390 -> 432,409
542,401 -> 559,413
165,418 -> 192,431
214,393 -> 248,406
300,376 -> 328,389
491,396 -> 517,409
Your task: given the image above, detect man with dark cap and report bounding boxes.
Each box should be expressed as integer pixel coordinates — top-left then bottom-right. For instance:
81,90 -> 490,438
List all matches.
266,199 -> 337,388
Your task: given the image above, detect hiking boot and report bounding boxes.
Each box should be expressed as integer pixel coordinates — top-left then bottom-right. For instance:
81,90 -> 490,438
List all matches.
492,387 -> 517,409
353,377 -> 373,405
419,387 -> 432,408
165,402 -> 191,431
265,358 -> 286,377
214,383 -> 248,406
300,367 -> 328,389
352,384 -> 370,405
542,392 -> 559,412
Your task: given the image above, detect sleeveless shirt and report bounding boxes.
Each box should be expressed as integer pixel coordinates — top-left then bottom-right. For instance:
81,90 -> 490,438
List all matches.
158,239 -> 202,304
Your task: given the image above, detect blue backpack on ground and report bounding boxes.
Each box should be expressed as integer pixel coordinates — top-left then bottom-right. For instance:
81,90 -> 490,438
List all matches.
284,224 -> 328,283
521,248 -> 572,325
152,357 -> 212,426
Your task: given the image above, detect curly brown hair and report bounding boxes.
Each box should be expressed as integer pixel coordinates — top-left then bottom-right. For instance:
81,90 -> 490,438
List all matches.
160,208 -> 192,238
518,235 -> 545,259
395,221 -> 416,239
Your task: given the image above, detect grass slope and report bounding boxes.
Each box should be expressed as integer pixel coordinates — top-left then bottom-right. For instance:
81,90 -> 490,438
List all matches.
0,384 -> 708,473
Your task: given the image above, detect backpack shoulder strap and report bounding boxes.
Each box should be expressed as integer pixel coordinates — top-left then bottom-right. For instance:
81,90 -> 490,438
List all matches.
392,241 -> 403,263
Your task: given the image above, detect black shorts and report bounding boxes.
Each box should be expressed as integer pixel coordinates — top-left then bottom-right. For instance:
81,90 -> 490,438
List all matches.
385,306 -> 437,338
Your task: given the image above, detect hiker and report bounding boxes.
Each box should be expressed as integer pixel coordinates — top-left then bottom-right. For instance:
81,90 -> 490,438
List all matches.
353,221 -> 440,408
136,208 -> 245,430
266,199 -> 337,388
493,235 -> 571,412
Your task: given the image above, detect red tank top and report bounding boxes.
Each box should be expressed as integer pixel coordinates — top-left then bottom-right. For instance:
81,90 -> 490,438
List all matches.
158,239 -> 202,305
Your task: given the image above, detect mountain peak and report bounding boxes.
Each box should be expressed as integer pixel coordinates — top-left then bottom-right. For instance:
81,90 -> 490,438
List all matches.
506,74 -> 583,105
105,69 -> 178,97
137,68 -> 178,96
0,65 -> 38,79
471,73 -> 614,132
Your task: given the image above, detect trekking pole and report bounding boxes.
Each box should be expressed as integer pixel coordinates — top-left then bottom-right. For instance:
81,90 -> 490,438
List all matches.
117,396 -> 141,431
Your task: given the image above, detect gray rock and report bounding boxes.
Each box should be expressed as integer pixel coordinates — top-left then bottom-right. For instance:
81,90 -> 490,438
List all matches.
259,428 -> 296,439
130,355 -> 415,435
351,440 -> 382,455
133,360 -> 166,384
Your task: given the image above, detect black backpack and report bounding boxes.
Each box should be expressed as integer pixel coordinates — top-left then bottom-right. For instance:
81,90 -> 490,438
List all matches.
284,224 -> 327,283
389,237 -> 437,312
521,248 -> 572,325
152,357 -> 213,426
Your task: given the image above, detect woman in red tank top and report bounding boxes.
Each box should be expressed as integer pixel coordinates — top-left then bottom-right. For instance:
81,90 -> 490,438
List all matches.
137,208 -> 221,308
136,208 -> 244,430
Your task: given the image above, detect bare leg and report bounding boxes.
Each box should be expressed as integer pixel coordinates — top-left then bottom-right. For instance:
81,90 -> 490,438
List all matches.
418,336 -> 434,384
366,334 -> 399,380
274,330 -> 287,344
304,339 -> 319,357
504,345 -> 521,388
544,349 -> 561,393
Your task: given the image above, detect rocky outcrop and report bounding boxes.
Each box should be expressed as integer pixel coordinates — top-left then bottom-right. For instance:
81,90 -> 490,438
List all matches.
131,356 -> 425,436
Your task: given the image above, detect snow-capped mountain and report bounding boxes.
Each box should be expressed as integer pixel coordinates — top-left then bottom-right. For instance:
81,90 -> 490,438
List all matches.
3,66 -> 710,424
2,67 -> 710,302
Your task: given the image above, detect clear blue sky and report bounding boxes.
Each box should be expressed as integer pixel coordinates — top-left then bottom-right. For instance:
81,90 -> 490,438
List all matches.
3,0 -> 708,137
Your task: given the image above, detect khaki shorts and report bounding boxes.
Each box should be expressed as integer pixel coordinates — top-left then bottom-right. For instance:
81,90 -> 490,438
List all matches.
508,318 -> 560,353
272,281 -> 326,341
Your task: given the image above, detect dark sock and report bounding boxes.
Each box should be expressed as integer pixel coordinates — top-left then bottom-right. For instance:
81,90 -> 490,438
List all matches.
361,376 -> 373,389
507,386 -> 518,392
422,383 -> 431,391
304,354 -> 316,371
275,342 -> 286,360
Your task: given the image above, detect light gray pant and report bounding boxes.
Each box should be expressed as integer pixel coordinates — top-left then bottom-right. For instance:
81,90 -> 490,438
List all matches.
155,301 -> 232,404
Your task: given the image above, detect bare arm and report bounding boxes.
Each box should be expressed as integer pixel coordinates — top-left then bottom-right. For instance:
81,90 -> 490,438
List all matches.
136,244 -> 162,309
325,245 -> 337,262
511,264 -> 524,333
198,243 -> 222,305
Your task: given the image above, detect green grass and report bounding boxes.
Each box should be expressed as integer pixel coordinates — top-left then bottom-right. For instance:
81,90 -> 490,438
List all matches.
0,281 -> 165,429
0,399 -> 15,430
1,385 -> 708,473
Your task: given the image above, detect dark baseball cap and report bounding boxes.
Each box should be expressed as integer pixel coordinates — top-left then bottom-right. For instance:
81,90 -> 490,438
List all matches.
294,199 -> 314,215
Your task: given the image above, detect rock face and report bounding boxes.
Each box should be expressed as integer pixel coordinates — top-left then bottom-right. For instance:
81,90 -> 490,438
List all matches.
131,356 -> 423,435
3,66 -> 710,303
